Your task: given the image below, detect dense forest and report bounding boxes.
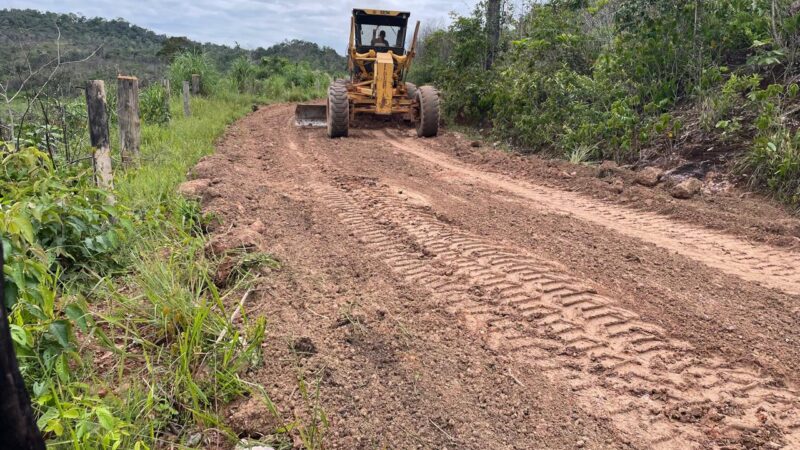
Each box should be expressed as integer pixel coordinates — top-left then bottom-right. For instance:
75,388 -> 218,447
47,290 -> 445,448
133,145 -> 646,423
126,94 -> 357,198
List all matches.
253,39 -> 347,74
0,8 -> 346,94
411,0 -> 800,205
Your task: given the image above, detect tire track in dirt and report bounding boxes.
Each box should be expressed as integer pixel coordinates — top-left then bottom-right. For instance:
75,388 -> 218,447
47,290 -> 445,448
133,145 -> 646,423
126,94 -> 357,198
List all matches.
208,107 -> 640,449
311,177 -> 800,450
378,130 -> 800,296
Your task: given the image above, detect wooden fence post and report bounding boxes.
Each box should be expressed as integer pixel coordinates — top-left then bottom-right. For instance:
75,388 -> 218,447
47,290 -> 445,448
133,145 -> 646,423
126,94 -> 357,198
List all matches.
182,81 -> 191,117
116,75 -> 141,163
162,79 -> 171,118
85,80 -> 115,199
60,105 -> 70,163
191,74 -> 201,95
5,110 -> 13,145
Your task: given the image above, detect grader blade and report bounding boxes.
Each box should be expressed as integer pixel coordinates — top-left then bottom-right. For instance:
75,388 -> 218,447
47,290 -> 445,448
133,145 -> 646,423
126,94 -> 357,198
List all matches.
294,104 -> 327,127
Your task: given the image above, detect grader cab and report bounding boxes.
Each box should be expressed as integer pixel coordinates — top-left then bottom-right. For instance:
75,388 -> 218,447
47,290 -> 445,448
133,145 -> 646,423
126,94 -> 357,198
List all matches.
295,8 -> 440,138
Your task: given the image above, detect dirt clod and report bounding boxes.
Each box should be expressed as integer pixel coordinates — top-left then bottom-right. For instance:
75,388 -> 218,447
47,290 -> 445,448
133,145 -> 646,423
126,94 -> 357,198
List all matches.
597,160 -> 618,178
290,337 -> 317,355
177,178 -> 211,201
205,227 -> 265,257
213,256 -> 237,287
225,396 -> 280,439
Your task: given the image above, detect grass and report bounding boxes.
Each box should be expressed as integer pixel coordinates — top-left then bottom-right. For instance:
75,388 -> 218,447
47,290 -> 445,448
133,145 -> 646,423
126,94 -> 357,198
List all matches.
118,95 -> 248,209
100,93 -> 271,446
566,144 -> 596,165
37,91 -> 281,449
3,64 -> 331,448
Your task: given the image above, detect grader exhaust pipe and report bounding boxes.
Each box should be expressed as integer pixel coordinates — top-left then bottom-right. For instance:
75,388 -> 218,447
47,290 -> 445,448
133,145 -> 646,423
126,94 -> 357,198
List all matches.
294,104 -> 327,127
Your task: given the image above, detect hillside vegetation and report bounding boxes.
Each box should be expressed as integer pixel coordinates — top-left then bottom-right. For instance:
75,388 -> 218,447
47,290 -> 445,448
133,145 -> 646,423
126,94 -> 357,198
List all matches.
0,8 -> 345,92
254,39 -> 347,74
411,0 -> 800,206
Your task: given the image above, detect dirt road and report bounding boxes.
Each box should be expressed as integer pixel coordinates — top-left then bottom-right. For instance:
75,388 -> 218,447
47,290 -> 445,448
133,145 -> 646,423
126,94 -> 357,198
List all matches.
196,104 -> 800,449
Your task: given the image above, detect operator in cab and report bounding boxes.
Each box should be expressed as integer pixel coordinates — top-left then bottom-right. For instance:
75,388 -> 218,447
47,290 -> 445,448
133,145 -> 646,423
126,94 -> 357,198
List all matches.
371,28 -> 388,46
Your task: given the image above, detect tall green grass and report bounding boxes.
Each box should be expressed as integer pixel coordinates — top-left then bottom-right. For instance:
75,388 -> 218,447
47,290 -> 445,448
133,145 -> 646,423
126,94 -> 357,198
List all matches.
3,49 -> 334,448
92,93 -> 274,447
169,53 -> 220,96
2,91 -> 282,449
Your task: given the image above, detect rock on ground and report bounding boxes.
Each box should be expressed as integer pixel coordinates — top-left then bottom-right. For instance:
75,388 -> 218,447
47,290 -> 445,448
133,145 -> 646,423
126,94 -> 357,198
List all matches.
635,166 -> 663,187
671,178 -> 703,199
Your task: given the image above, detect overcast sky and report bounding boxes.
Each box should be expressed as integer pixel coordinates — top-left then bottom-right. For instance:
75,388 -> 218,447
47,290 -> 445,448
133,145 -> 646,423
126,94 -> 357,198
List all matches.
6,0 -> 479,53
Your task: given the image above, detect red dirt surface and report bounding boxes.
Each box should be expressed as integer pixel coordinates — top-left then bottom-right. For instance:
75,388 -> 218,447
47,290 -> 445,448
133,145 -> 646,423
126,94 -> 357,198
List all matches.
194,104 -> 800,449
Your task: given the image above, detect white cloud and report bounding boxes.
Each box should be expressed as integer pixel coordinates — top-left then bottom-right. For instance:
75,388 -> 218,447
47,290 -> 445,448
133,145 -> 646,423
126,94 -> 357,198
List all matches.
5,0 -> 476,53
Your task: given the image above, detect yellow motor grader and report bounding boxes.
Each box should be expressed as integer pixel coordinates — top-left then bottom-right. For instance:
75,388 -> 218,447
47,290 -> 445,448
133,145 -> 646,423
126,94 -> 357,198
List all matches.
295,8 -> 440,138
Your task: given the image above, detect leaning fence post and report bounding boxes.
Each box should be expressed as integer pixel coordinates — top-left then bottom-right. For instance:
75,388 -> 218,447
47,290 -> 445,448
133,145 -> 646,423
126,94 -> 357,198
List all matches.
191,74 -> 201,95
85,80 -> 115,200
182,81 -> 191,117
162,79 -> 171,118
116,75 -> 141,163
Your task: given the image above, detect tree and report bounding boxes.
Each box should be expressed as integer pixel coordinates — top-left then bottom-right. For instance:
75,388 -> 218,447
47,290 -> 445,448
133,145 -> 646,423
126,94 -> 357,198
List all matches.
486,0 -> 501,69
0,21 -> 101,148
156,36 -> 195,61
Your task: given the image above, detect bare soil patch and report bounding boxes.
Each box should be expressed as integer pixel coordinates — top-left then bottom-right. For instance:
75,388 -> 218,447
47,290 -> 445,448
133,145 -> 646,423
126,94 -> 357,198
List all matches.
195,104 -> 800,449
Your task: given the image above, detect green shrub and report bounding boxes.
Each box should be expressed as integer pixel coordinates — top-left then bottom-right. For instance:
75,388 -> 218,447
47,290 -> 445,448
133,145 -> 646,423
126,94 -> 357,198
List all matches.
738,83 -> 800,203
140,83 -> 171,125
257,58 -> 330,102
169,52 -> 220,95
0,144 -> 136,446
2,90 -> 279,449
0,146 -> 129,304
230,56 -> 257,93
413,0 -> 799,177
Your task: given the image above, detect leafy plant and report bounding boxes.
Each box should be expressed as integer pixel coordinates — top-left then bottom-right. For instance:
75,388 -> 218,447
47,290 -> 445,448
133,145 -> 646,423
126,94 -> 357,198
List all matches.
230,57 -> 257,93
0,146 -> 129,306
2,83 -> 293,449
140,83 -> 170,125
169,52 -> 220,96
737,83 -> 800,203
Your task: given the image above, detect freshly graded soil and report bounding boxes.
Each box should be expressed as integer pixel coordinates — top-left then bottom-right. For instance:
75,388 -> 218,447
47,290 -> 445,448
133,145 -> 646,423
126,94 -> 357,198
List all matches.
197,104 -> 800,449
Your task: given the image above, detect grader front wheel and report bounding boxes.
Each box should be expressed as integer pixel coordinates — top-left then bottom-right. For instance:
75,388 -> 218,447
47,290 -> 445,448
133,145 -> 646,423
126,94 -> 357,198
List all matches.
405,82 -> 418,100
416,85 -> 439,138
327,81 -> 349,138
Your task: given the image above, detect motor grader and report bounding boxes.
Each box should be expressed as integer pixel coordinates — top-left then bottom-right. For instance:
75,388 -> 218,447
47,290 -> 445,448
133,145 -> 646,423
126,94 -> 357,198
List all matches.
295,8 -> 440,138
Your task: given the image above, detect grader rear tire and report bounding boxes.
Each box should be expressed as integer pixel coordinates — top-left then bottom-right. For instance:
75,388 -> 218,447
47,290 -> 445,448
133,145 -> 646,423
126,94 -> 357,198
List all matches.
416,85 -> 439,138
327,81 -> 349,138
